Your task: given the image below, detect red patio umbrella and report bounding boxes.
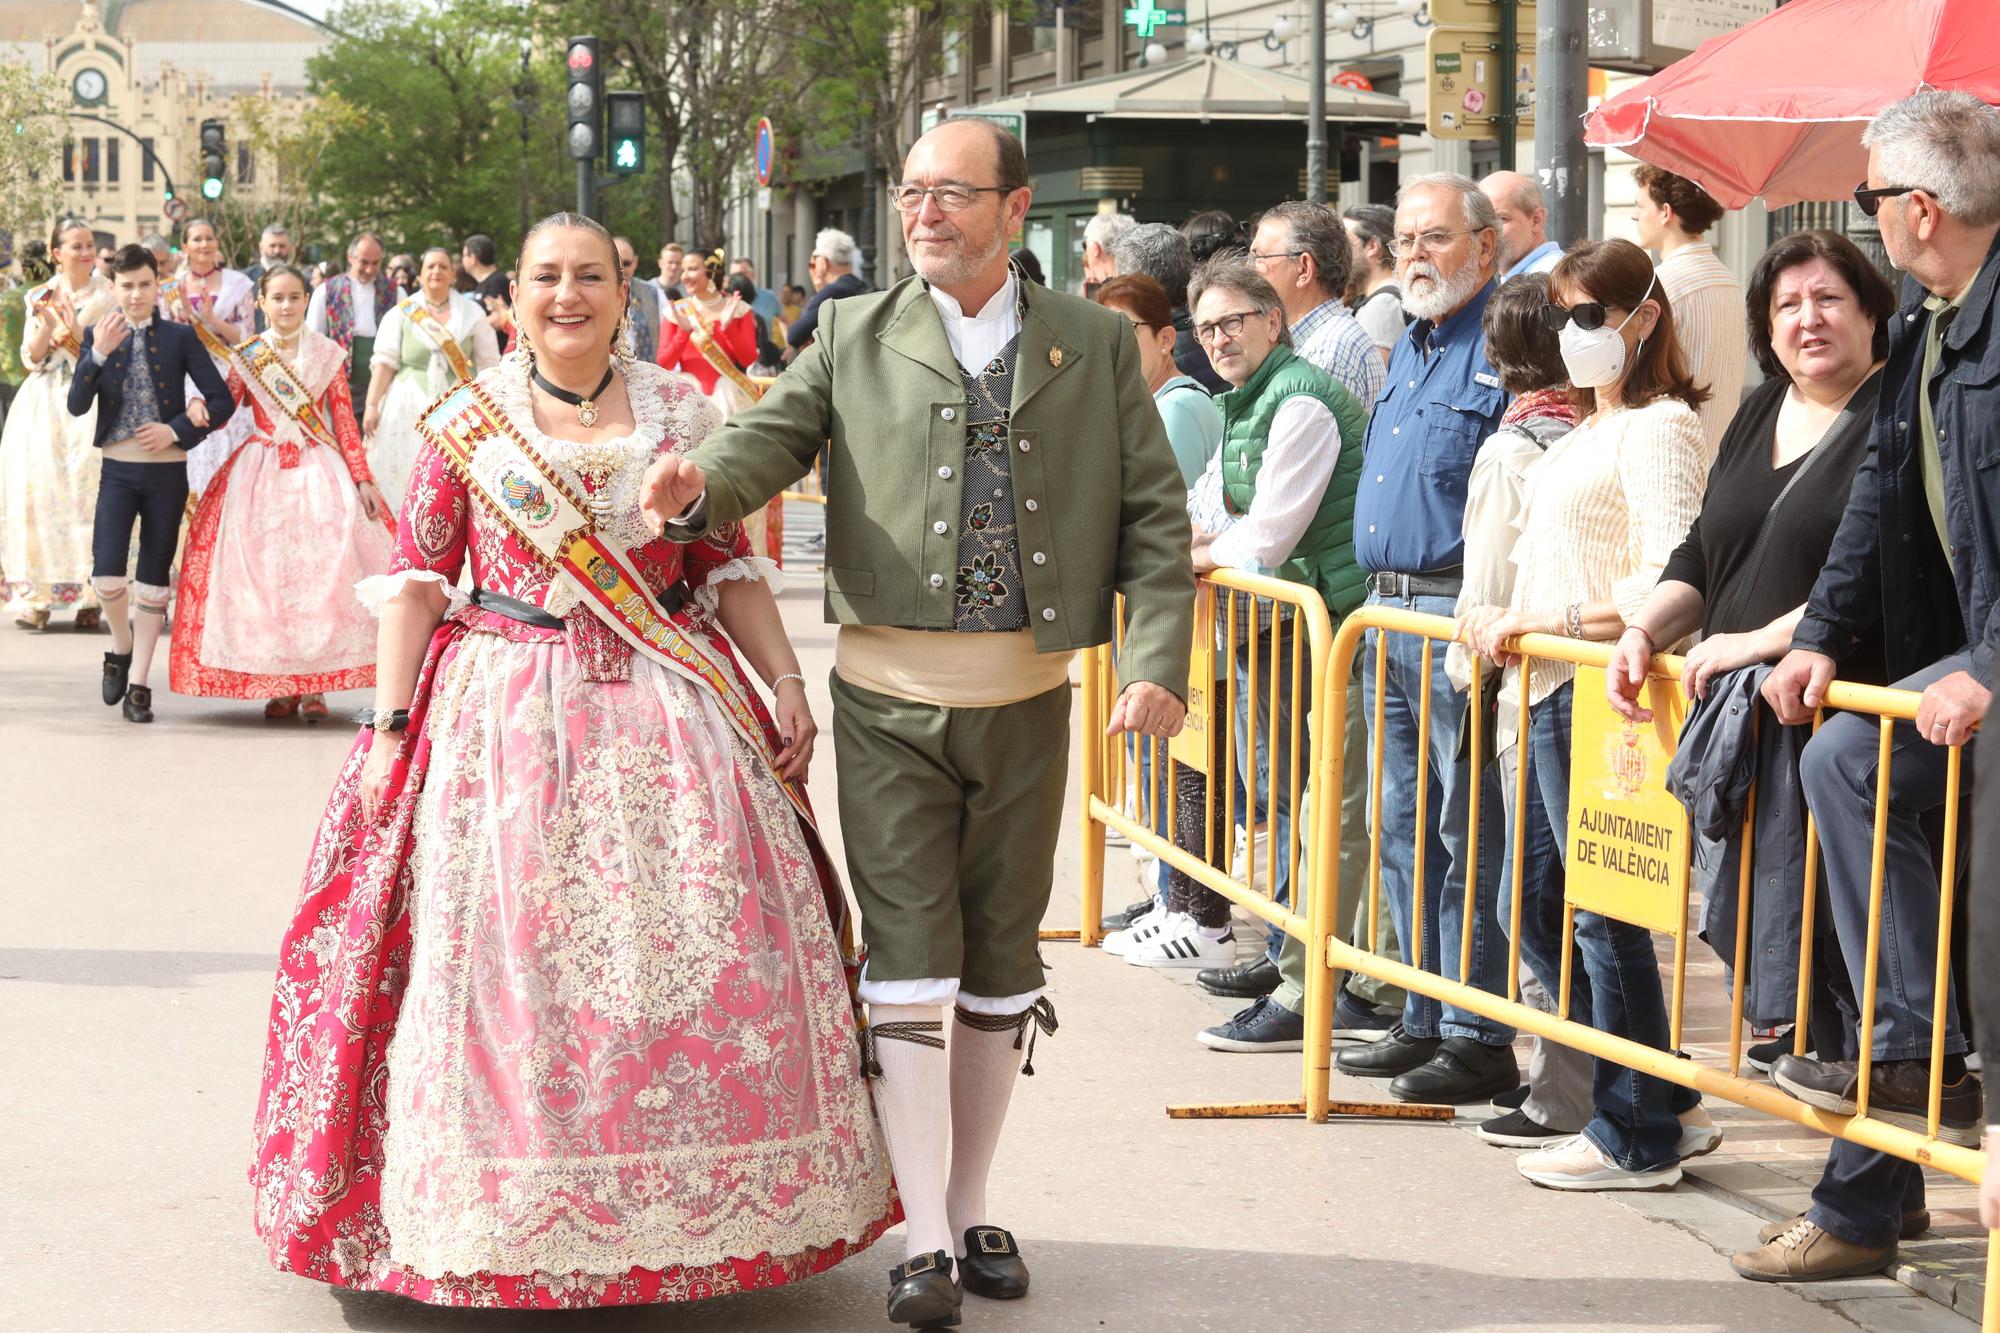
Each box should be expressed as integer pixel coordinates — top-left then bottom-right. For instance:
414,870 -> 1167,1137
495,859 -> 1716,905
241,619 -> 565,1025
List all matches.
1583,0 -> 2000,209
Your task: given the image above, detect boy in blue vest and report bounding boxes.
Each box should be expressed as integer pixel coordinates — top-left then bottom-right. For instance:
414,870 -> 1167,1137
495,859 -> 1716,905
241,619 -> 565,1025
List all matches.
69,243 -> 233,723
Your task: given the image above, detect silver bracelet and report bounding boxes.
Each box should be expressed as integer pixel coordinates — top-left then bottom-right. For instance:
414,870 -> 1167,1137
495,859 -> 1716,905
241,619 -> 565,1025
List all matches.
770,672 -> 804,689
1565,602 -> 1585,639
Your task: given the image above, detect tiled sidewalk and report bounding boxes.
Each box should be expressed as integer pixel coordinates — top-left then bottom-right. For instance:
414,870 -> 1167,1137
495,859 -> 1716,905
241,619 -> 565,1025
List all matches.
1102,846 -> 1987,1324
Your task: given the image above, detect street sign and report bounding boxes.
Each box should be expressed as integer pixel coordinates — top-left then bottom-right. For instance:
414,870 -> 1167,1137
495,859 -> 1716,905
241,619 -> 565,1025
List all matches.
1122,0 -> 1186,38
756,186 -> 772,211
1428,0 -> 1536,27
948,108 -> 1026,152
1426,25 -> 1536,140
754,117 -> 774,186
162,196 -> 187,223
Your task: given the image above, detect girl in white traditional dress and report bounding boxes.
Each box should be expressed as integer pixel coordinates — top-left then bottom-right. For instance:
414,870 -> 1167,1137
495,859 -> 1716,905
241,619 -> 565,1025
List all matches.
250,214 -> 895,1309
169,263 -> 395,720
168,218 -> 258,495
0,218 -> 113,630
361,247 -> 501,511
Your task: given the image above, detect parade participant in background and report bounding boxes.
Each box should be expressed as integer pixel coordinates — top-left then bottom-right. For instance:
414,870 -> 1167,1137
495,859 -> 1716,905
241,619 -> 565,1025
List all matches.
1,218 -> 113,631
1342,204 -> 1406,365
786,228 -> 868,362
1739,88 -> 2000,1285
1460,238 -> 1714,1189
385,254 -> 417,300
169,263 -> 394,721
1337,174 -> 1517,1105
1633,165 -> 1747,458
362,247 -> 501,511
305,232 -> 391,435
1482,172 -> 1564,278
250,210 -> 895,1309
642,119 -> 1192,1329
243,224 -> 292,332
167,218 -> 257,493
614,234 -> 661,363
68,244 -> 233,723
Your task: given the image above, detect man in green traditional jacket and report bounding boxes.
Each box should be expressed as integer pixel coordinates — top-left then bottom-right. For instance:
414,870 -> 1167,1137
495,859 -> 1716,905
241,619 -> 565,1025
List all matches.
643,118 -> 1192,1328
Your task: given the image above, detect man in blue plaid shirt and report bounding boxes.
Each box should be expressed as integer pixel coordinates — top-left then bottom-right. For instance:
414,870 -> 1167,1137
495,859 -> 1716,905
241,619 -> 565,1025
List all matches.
1250,202 -> 1386,413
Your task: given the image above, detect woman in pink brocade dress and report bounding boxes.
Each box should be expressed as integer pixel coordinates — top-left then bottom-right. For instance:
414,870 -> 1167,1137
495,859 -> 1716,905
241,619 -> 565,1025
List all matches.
170,264 -> 394,718
249,214 -> 896,1310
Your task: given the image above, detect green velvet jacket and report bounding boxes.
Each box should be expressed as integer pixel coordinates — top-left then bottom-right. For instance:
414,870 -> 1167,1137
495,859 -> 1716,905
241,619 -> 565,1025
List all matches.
680,273 -> 1195,697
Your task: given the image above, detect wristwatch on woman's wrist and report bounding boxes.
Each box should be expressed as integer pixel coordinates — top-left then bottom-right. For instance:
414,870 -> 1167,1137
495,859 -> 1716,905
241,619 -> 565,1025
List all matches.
355,707 -> 411,733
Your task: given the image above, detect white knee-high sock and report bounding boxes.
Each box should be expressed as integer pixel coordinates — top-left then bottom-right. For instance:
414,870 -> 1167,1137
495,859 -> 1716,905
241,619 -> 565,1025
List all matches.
944,1012 -> 1029,1256
867,1003 -> 954,1262
99,586 -> 133,655
132,603 -> 166,687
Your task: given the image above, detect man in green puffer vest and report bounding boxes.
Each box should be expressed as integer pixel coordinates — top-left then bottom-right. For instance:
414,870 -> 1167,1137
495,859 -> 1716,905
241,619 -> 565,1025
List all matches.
1167,256 -> 1391,1052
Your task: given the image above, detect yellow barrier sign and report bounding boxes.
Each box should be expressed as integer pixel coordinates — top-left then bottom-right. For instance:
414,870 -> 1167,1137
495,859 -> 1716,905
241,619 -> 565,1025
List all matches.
1170,585 -> 1215,776
1565,664 -> 1689,935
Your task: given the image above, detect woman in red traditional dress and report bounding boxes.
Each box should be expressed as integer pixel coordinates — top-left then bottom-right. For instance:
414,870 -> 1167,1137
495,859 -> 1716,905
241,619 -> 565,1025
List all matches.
249,214 -> 896,1309
655,248 -> 758,398
170,264 -> 394,719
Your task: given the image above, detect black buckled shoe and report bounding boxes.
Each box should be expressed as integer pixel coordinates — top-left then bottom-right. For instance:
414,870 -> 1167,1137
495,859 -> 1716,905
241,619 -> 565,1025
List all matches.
122,684 -> 154,724
102,651 -> 132,706
887,1249 -> 960,1329
958,1225 -> 1030,1300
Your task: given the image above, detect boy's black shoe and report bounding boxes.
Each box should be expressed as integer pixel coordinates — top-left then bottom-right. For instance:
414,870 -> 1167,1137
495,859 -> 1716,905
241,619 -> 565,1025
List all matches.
102,651 -> 132,705
122,684 -> 154,724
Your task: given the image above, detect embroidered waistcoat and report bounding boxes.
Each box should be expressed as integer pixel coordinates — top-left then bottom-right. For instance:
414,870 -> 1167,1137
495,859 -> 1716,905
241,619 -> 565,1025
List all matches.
950,334 -> 1030,631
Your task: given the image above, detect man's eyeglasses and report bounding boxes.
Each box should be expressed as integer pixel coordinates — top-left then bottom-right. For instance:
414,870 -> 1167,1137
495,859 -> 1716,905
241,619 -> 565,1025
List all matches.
1192,310 -> 1264,345
1247,248 -> 1304,265
889,183 -> 1015,214
1852,182 -> 1921,217
1390,228 -> 1477,258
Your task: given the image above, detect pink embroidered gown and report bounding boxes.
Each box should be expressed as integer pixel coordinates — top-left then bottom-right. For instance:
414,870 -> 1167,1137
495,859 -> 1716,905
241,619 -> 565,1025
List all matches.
249,359 -> 896,1308
171,329 -> 392,698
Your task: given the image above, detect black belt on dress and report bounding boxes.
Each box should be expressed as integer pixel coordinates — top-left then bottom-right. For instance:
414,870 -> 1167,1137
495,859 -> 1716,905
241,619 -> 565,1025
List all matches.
469,582 -> 687,630
1368,569 -> 1464,601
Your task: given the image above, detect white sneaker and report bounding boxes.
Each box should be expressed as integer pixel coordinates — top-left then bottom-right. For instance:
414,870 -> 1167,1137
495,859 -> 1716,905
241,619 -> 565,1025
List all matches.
1517,1134 -> 1682,1191
1228,828 -> 1271,882
1102,902 -> 1169,957
1676,1106 -> 1723,1160
1127,915 -> 1237,969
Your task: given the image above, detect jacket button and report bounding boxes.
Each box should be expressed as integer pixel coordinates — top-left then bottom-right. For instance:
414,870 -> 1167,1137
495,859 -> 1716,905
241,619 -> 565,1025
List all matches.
1024,499 -> 1038,511
1032,551 -> 1046,565
1018,440 -> 1030,452
929,573 -> 944,588
941,407 -> 956,421
938,465 -> 953,479
1041,607 -> 1056,621
933,520 -> 948,535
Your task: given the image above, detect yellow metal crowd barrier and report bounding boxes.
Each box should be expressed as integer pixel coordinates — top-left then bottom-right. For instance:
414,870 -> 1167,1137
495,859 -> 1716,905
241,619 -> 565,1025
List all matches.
1079,590 -> 1997,1326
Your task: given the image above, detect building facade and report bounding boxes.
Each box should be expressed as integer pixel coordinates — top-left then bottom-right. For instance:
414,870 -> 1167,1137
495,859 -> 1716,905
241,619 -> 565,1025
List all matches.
3,0 -> 326,249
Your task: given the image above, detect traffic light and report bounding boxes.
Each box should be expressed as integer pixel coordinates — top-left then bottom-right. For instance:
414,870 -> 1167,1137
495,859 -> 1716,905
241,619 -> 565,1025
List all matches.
199,119 -> 226,200
606,91 -> 644,174
565,36 -> 600,162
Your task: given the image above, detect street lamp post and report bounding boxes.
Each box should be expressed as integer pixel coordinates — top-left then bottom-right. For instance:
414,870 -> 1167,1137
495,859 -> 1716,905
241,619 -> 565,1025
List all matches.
1307,0 -> 1327,204
1536,0 -> 1588,244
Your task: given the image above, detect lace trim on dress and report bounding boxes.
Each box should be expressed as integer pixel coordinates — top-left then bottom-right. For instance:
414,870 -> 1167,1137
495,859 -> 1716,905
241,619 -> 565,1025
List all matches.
691,556 -> 783,618
355,569 -> 470,619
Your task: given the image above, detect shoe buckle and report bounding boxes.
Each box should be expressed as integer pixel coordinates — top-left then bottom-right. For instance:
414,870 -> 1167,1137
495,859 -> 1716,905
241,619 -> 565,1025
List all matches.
901,1251 -> 938,1277
976,1228 -> 1011,1254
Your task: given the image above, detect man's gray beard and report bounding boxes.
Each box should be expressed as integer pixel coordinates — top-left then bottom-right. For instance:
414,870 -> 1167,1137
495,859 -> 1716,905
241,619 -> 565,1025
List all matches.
911,219 -> 1008,288
1403,259 -> 1483,322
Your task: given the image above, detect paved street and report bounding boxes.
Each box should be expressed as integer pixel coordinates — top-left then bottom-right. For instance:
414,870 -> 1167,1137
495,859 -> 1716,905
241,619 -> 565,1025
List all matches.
0,534 -> 1968,1332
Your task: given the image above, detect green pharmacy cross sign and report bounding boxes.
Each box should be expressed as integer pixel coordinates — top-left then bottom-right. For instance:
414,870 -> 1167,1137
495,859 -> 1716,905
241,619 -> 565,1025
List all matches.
1123,0 -> 1186,38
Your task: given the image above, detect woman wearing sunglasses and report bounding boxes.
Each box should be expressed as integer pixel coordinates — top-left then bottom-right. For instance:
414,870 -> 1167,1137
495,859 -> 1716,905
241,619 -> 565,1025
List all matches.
1459,236 -> 1712,1191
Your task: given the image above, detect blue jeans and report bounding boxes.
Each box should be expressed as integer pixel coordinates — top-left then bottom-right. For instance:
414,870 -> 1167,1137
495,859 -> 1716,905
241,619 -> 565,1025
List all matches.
1235,622 -> 1301,961
1528,682 -> 1696,1171
1502,737 -> 1587,1026
1363,591 -> 1513,1044
1798,651 -> 1970,1062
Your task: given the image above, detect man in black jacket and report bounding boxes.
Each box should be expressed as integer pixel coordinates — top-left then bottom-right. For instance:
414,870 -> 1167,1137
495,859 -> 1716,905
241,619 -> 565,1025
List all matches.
1741,90 -> 2000,1284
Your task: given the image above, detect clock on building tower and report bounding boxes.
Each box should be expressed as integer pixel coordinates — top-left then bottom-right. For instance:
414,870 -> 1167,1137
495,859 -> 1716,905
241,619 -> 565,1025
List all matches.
72,68 -> 108,105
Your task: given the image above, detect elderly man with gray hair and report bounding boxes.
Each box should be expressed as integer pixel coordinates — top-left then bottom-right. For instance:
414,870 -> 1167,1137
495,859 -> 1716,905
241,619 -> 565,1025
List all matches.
1251,200 -> 1385,412
1480,171 -> 1561,278
1113,221 -> 1225,392
785,226 -> 869,362
1082,210 -> 1136,293
1740,88 -> 2000,1286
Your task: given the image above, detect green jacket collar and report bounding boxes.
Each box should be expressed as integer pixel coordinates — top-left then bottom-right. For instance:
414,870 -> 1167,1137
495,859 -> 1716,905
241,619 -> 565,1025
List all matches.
1218,342 -> 1299,421
875,272 -> 1083,415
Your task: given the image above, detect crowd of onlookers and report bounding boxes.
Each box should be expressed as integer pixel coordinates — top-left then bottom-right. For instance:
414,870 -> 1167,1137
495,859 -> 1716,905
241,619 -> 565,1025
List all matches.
1087,89 -> 2000,1288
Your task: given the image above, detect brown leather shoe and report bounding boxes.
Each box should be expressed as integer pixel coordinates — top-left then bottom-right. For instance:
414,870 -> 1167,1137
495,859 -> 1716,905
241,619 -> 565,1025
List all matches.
1759,1208 -> 1930,1245
1732,1218 -> 1894,1282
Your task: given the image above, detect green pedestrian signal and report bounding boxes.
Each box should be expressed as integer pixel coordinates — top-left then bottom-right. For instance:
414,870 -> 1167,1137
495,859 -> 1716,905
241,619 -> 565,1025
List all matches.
605,91 -> 644,174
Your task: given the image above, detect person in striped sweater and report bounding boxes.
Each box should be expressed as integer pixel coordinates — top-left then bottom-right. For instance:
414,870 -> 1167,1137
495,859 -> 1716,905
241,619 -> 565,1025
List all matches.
1633,166 -> 1747,462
